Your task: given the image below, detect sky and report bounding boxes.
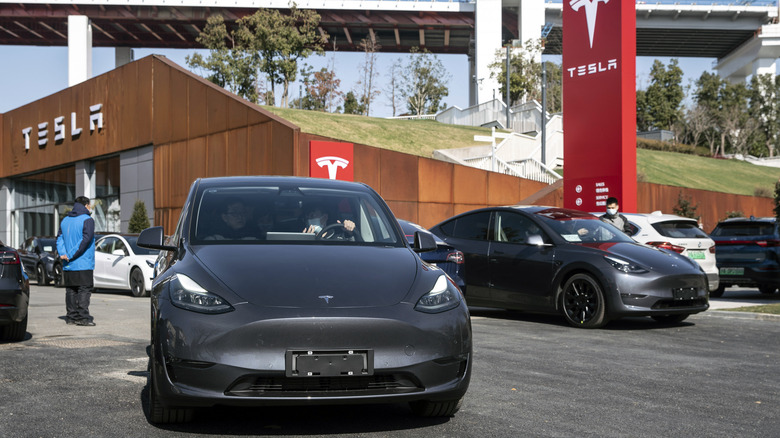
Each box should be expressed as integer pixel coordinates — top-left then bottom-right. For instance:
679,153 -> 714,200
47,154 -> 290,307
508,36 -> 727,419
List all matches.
0,45 -> 717,118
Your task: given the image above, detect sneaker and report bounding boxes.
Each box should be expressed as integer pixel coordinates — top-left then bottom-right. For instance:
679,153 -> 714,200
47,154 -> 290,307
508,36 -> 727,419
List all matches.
66,318 -> 78,325
75,320 -> 96,326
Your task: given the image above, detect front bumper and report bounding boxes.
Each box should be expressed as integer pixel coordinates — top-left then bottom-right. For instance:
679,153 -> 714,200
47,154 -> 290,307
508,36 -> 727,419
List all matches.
151,300 -> 472,408
605,272 -> 709,318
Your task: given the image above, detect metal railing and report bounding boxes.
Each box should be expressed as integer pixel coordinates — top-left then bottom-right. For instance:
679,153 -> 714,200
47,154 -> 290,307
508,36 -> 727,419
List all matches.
546,1 -> 777,5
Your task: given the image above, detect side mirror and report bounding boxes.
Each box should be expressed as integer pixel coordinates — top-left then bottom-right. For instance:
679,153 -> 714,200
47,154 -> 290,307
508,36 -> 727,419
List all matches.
138,227 -> 177,251
112,249 -> 126,257
527,235 -> 551,246
412,231 -> 437,253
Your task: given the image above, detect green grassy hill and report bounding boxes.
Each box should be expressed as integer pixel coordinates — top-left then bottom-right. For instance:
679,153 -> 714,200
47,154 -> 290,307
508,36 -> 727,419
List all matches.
263,106 -> 780,197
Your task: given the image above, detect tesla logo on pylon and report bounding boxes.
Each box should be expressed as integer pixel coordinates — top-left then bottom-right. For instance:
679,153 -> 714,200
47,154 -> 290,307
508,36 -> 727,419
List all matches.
310,141 -> 354,181
570,0 -> 610,48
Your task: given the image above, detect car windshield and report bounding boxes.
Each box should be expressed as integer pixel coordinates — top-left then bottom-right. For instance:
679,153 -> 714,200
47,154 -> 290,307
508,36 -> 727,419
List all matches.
39,238 -> 56,253
191,184 -> 403,246
537,215 -> 635,244
711,222 -> 776,237
651,220 -> 709,239
123,235 -> 160,256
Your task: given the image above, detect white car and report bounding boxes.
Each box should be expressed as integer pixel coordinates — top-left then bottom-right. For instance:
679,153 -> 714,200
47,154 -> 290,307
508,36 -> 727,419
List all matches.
621,212 -> 719,292
94,234 -> 158,297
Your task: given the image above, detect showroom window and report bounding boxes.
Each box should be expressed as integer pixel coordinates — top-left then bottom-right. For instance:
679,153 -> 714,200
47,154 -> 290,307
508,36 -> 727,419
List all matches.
12,166 -> 76,247
93,156 -> 120,232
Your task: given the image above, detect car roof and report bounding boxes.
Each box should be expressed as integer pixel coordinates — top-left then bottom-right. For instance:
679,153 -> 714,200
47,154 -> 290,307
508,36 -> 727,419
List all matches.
194,176 -> 372,192
716,216 -> 777,224
620,211 -> 699,224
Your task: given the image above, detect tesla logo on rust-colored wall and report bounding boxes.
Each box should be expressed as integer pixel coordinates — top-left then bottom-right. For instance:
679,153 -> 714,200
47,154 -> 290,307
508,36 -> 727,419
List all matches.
563,0 -> 637,213
309,141 -> 354,181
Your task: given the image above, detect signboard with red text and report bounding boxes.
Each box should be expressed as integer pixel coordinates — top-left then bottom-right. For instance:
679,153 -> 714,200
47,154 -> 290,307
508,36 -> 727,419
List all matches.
563,0 -> 637,212
309,141 -> 354,181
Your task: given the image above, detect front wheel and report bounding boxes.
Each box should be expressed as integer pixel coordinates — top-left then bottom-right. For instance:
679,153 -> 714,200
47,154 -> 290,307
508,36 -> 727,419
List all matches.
560,273 -> 607,328
36,264 -> 49,285
52,263 -> 64,288
148,349 -> 193,424
409,396 -> 464,417
651,314 -> 689,324
130,268 -> 147,297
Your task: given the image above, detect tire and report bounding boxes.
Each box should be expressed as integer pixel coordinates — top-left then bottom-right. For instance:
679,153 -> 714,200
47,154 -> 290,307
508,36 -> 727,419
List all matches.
758,284 -> 778,295
651,314 -> 690,324
0,315 -> 28,342
409,396 -> 464,417
560,273 -> 608,328
148,348 -> 193,424
130,268 -> 147,298
710,284 -> 726,298
52,263 -> 64,288
36,264 -> 49,286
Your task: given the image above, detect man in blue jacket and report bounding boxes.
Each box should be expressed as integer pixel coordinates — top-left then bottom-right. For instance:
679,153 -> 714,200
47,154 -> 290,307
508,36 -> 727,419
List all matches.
56,196 -> 96,326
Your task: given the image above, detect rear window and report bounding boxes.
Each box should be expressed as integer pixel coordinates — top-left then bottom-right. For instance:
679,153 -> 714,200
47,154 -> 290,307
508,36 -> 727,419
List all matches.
651,220 -> 709,239
711,222 -> 777,237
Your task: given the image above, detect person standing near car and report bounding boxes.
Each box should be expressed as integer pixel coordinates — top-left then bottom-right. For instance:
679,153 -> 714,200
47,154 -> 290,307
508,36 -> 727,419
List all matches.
599,196 -> 632,235
56,196 -> 96,326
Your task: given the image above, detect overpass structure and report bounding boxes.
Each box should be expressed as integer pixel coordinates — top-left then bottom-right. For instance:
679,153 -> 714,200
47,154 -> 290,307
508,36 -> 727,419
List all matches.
0,0 -> 779,106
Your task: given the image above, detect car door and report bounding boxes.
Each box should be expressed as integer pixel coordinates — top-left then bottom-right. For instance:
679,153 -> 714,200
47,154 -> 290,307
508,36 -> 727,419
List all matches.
489,211 -> 556,310
18,238 -> 37,277
107,238 -> 132,288
435,211 -> 493,305
94,237 -> 118,287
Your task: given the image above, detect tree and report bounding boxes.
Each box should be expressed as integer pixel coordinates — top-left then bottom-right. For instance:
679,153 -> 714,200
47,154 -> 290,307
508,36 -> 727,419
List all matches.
748,73 -> 780,158
186,6 -> 327,107
297,64 -> 342,112
636,59 -> 684,132
384,59 -> 405,117
186,15 -> 261,103
488,39 -> 562,113
342,91 -> 365,115
672,192 -> 699,220
402,48 -> 450,115
356,37 -> 381,116
128,200 -> 150,233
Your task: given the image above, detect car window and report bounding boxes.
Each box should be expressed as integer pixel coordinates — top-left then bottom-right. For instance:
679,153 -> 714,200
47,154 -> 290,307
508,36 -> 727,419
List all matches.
493,211 -> 546,244
711,222 -> 776,237
96,237 -> 115,254
652,220 -> 709,239
114,239 -> 127,255
625,222 -> 640,236
540,217 -> 635,243
124,235 -> 159,256
439,212 -> 491,241
191,184 -> 403,246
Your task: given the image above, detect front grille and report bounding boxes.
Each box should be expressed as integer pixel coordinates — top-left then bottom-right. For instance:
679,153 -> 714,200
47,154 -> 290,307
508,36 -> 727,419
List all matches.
652,297 -> 708,309
226,374 -> 423,397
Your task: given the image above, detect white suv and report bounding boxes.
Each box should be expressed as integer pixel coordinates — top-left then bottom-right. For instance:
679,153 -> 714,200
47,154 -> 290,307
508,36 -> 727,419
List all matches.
620,212 -> 719,292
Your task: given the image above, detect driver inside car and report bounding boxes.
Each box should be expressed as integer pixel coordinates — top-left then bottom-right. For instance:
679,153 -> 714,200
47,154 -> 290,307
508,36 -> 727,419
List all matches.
302,204 -> 356,240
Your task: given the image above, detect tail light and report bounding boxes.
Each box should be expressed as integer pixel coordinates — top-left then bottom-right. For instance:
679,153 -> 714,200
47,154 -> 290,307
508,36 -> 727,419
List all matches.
446,251 -> 464,264
756,240 -> 780,248
709,246 -> 716,254
0,250 -> 20,265
647,241 -> 685,254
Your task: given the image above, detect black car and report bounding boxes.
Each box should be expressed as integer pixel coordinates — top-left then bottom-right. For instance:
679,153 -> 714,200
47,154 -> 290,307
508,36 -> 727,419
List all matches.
710,216 -> 780,297
138,176 -> 471,423
430,206 -> 709,328
0,242 -> 30,342
398,219 -> 466,291
18,236 -> 58,285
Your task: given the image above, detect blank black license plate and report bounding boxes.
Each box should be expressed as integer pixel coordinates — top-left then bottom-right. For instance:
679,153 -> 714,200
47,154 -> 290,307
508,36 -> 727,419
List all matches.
673,287 -> 697,300
286,350 -> 373,377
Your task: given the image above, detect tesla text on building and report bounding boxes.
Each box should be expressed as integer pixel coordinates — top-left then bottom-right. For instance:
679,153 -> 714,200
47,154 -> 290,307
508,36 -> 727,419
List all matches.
21,104 -> 104,151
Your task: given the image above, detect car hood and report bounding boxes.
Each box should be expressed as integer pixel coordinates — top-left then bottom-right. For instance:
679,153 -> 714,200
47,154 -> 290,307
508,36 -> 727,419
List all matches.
191,244 -> 420,308
579,241 -> 700,274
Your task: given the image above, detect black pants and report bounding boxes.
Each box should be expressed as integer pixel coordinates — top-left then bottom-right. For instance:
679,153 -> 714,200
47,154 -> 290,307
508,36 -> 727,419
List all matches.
64,270 -> 94,322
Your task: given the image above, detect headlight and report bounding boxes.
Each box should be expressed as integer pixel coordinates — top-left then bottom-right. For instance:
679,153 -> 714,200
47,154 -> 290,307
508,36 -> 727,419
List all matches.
169,274 -> 234,314
146,260 -> 155,268
414,275 -> 462,313
604,256 -> 649,274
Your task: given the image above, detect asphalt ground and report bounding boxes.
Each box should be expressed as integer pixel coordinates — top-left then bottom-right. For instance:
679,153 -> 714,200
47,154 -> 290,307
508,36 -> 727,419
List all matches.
1,284 -> 779,437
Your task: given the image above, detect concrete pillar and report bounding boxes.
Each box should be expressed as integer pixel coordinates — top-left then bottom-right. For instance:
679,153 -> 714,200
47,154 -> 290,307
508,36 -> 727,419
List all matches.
474,0 -> 502,105
0,179 -> 13,247
518,0 -> 545,62
68,15 -> 92,86
115,47 -> 134,68
468,50 -> 478,106
753,57 -> 777,78
75,161 -> 96,202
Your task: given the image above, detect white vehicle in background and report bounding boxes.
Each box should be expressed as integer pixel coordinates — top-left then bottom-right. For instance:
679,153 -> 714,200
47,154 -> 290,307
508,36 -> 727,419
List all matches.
621,212 -> 719,292
94,234 -> 158,297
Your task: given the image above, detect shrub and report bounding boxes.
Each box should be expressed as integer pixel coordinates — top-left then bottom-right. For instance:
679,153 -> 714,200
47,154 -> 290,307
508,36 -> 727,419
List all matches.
673,192 -> 699,219
128,200 -> 151,233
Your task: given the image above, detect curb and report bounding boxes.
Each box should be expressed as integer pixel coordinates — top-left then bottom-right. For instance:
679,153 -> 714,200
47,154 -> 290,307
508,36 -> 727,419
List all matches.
703,310 -> 780,322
